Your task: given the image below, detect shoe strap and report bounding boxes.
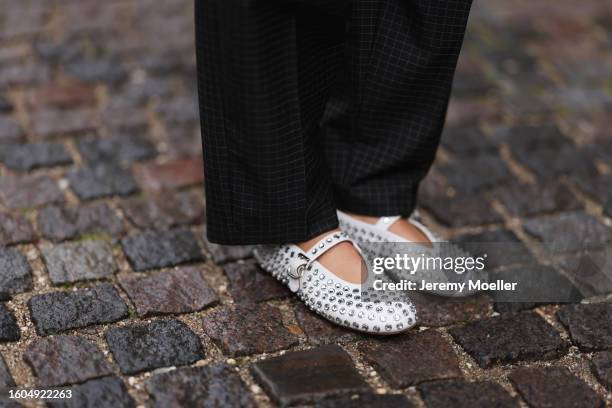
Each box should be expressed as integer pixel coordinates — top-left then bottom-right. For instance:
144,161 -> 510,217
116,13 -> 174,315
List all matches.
305,231 -> 353,268
374,216 -> 401,231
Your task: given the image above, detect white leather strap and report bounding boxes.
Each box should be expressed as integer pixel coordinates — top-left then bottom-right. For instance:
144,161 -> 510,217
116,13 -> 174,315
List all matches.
374,216 -> 401,231
305,231 -> 352,268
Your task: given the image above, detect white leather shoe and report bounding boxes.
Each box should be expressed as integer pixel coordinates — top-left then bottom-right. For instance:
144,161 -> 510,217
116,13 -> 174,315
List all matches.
253,231 -> 417,335
337,210 -> 486,297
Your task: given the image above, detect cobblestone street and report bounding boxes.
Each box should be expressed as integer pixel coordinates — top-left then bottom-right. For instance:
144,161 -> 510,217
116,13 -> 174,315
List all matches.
0,0 -> 611,407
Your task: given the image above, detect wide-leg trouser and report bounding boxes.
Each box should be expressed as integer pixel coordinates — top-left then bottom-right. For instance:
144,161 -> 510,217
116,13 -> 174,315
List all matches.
195,0 -> 472,244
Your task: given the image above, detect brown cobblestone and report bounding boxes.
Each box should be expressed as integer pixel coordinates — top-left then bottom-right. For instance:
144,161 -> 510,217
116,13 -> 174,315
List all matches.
134,156 -> 204,192
201,304 -> 299,357
557,303 -> 612,352
0,175 -> 64,209
251,345 -> 370,406
418,380 -> 519,408
24,335 -> 113,387
0,213 -> 34,247
30,108 -> 98,138
24,82 -> 97,110
508,366 -> 604,408
223,259 -> 289,304
359,329 -> 462,387
119,266 -> 218,317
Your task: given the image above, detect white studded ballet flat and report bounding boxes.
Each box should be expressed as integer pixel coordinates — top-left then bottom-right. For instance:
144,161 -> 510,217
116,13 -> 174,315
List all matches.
337,210 -> 486,297
253,231 -> 417,335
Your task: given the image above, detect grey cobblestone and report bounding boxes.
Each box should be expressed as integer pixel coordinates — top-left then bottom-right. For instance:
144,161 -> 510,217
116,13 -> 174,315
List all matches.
0,248 -> 32,294
0,355 -> 15,390
48,376 -> 135,408
0,142 -> 72,171
440,155 -> 512,193
145,364 -> 256,408
29,283 -> 128,335
591,352 -> 612,391
77,135 -> 156,165
420,193 -> 503,227
67,164 -> 140,200
0,116 -> 23,144
41,240 -> 118,284
449,312 -> 568,368
105,319 -> 204,375
37,203 -> 125,242
490,181 -> 582,217
0,305 -> 19,343
121,228 -> 204,271
0,214 -> 34,247
524,212 -> 612,253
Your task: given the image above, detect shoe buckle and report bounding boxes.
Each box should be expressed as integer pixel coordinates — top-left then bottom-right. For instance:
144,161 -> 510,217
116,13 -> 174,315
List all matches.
287,256 -> 308,293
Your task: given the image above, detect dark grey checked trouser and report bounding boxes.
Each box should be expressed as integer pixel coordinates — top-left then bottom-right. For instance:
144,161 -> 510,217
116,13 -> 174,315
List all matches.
195,0 -> 472,244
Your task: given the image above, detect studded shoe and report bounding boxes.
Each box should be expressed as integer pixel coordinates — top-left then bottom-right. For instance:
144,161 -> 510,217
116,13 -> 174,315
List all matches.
253,231 -> 417,335
337,210 -> 486,297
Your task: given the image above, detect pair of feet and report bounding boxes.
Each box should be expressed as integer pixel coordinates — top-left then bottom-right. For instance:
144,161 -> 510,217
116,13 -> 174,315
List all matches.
297,212 -> 432,284
254,210 -> 483,334
253,210 -> 439,334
